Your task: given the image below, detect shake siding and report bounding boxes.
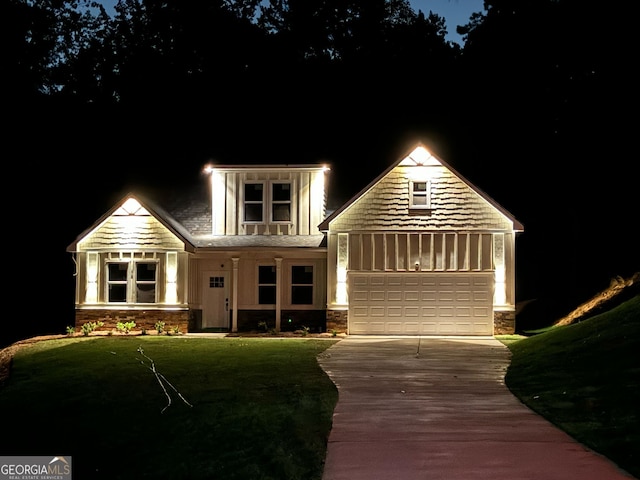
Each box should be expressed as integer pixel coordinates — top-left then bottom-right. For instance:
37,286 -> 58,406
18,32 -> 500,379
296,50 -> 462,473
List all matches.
329,167 -> 514,232
78,216 -> 184,250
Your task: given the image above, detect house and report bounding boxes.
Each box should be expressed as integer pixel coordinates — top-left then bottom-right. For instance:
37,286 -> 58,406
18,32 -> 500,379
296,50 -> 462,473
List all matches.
66,142 -> 524,335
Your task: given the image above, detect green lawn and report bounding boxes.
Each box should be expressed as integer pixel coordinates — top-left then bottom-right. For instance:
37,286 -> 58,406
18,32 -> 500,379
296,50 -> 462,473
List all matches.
0,337 -> 338,480
3,296 -> 638,479
502,294 -> 640,479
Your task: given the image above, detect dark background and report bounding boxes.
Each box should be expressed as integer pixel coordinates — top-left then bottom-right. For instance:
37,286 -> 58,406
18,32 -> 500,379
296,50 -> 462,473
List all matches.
4,0 -> 637,348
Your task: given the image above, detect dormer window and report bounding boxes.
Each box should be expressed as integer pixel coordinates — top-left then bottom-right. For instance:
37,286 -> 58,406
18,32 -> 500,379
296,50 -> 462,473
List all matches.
272,182 -> 291,222
409,180 -> 431,209
244,183 -> 264,222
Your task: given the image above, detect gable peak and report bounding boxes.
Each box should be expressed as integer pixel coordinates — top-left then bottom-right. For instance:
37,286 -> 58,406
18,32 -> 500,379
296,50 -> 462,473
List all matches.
399,145 -> 442,167
114,196 -> 149,216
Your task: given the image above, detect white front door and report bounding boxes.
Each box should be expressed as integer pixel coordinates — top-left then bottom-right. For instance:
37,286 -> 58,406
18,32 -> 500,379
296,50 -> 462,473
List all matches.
203,271 -> 229,330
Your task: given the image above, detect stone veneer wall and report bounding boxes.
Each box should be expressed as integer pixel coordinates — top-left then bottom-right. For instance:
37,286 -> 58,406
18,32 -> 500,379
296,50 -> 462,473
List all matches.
493,311 -> 516,335
75,310 -> 189,333
326,309 -> 348,333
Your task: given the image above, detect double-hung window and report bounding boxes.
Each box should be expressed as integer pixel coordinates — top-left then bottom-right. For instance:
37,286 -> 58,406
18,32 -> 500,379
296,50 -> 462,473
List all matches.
244,183 -> 264,222
258,265 -> 277,304
291,265 -> 313,304
409,180 -> 431,210
271,182 -> 291,222
107,261 -> 157,303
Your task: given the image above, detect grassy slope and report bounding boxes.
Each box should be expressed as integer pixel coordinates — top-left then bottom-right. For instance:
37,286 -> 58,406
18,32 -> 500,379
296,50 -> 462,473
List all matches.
505,295 -> 640,479
0,337 -> 338,480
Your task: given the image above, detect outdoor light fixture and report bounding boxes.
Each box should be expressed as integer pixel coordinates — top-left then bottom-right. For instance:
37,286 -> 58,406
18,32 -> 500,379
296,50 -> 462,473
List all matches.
408,146 -> 434,166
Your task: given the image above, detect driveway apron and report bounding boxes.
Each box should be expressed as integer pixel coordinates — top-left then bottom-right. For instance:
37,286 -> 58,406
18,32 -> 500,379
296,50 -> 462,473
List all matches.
318,336 -> 634,480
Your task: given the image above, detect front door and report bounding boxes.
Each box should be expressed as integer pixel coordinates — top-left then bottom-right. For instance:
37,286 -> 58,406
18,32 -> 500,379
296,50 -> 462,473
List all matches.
203,271 -> 229,330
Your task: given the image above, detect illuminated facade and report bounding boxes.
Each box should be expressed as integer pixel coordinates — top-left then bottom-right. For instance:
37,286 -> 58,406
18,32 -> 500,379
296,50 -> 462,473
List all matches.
67,143 -> 523,335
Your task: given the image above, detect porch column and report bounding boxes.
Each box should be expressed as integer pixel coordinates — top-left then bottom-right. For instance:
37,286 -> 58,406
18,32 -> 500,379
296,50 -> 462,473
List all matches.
275,257 -> 283,331
231,257 -> 239,332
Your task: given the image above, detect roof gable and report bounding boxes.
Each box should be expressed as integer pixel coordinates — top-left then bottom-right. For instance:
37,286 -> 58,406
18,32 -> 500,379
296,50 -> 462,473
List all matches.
66,193 -> 196,252
318,142 -> 524,232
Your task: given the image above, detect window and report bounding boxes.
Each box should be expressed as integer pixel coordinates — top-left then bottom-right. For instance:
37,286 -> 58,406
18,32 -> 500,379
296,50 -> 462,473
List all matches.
244,183 -> 264,222
291,265 -> 313,304
258,265 -> 276,304
271,182 -> 291,222
409,180 -> 431,209
107,261 -> 157,303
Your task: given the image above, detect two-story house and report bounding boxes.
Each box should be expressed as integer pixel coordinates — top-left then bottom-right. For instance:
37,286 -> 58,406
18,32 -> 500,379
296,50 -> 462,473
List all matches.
67,142 -> 523,335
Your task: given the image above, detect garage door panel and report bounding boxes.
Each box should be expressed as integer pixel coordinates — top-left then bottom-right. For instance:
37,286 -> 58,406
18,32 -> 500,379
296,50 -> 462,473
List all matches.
473,291 -> 491,302
421,307 -> 437,317
439,307 -> 455,317
348,272 -> 494,335
387,291 -> 403,301
420,322 -> 438,334
370,291 -> 385,301
405,291 -> 419,301
421,292 -> 437,301
455,291 -> 472,301
352,306 -> 369,317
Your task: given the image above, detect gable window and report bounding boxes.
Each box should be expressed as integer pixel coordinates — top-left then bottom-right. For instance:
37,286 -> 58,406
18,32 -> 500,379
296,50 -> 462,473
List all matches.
107,261 -> 157,303
258,265 -> 276,304
244,183 -> 264,222
291,265 -> 313,304
271,182 -> 291,222
409,180 -> 431,209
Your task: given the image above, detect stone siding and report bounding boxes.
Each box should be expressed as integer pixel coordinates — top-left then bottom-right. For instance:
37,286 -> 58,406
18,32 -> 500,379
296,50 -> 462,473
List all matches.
326,309 -> 348,333
493,311 -> 516,335
76,310 -> 189,333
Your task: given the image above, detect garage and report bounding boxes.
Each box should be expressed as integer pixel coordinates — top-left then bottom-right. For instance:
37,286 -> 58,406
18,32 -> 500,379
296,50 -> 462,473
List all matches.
348,272 -> 494,335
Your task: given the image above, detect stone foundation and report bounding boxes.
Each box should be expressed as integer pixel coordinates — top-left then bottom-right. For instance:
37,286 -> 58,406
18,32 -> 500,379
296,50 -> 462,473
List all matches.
494,310 -> 516,335
75,309 -> 189,334
326,309 -> 348,333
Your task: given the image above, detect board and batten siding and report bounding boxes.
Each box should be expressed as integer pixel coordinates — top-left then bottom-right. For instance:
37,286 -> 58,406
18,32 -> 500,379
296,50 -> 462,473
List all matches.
210,167 -> 326,236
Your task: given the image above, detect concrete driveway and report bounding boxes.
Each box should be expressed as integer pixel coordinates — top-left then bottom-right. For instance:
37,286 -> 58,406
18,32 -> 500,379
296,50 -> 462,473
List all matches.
318,336 -> 635,480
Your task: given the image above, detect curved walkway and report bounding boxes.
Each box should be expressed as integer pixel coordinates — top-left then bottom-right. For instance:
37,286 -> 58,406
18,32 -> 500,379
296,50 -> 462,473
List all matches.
318,336 -> 635,480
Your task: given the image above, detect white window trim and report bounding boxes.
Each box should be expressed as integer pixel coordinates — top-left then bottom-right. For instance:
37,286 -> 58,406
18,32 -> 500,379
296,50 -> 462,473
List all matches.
243,181 -> 266,223
258,264 -> 277,305
290,264 -> 314,305
106,259 -> 158,304
409,179 -> 432,210
270,181 -> 292,224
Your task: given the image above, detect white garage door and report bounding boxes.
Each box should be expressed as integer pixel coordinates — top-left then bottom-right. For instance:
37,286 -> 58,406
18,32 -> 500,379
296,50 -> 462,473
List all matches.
348,272 -> 494,335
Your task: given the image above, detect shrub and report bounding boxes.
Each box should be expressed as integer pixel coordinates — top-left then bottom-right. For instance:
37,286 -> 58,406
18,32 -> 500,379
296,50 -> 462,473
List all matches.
80,321 -> 104,336
116,321 -> 136,334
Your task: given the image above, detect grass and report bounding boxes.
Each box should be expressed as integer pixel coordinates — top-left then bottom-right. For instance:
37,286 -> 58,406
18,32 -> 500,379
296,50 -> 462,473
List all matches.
3,296 -> 638,479
503,294 -> 640,479
0,336 -> 338,480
